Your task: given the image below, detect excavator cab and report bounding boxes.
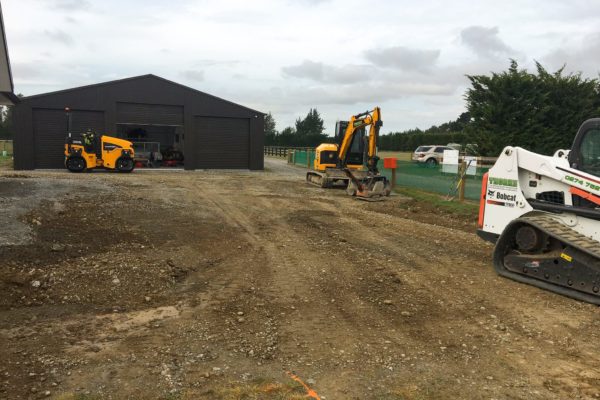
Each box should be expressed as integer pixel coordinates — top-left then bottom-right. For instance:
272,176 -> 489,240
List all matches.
313,121 -> 365,172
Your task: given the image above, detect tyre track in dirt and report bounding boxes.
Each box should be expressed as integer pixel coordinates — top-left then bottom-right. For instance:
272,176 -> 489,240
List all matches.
1,163 -> 600,399
305,176 -> 600,398
138,165 -> 600,399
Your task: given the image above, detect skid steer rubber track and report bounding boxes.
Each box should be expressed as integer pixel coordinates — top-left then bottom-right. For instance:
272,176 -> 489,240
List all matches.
493,213 -> 600,305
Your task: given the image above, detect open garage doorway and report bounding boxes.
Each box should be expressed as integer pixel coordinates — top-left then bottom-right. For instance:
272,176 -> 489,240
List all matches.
117,124 -> 185,168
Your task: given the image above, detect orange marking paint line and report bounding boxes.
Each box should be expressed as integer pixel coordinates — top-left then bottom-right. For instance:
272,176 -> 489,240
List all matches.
285,371 -> 322,400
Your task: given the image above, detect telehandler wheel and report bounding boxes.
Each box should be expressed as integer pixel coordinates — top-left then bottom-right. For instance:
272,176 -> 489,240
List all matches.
65,157 -> 86,173
116,157 -> 134,173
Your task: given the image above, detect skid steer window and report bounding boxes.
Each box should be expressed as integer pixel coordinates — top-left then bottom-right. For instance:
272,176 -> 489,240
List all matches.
580,128 -> 600,175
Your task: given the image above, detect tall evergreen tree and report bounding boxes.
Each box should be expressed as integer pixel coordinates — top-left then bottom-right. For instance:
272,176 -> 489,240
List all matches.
293,108 -> 327,146
264,112 -> 277,145
465,60 -> 600,156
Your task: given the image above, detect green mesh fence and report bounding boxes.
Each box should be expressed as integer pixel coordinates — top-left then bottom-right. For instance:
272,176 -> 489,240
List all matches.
289,150 -> 488,201
289,149 -> 315,168
379,160 -> 487,200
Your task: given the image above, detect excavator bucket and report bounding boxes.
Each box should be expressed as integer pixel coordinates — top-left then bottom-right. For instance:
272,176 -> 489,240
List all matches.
344,169 -> 391,201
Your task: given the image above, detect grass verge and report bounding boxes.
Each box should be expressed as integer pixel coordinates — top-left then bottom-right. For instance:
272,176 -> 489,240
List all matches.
0,155 -> 13,170
395,186 -> 479,218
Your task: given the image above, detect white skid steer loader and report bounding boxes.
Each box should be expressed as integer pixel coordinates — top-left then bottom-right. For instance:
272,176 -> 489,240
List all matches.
478,118 -> 600,304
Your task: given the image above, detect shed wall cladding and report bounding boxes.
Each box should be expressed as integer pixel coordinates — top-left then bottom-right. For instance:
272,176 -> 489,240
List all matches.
14,75 -> 264,170
195,117 -> 250,169
33,109 -> 104,168
116,102 -> 184,125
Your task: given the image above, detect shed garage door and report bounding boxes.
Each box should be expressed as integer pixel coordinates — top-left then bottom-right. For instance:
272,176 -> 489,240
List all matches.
194,117 -> 249,169
33,109 -> 104,168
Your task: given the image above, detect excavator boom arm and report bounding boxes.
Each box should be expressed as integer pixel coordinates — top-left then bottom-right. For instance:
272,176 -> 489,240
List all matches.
337,107 -> 382,170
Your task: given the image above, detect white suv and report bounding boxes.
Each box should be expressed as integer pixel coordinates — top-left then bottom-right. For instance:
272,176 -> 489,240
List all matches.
412,145 -> 453,165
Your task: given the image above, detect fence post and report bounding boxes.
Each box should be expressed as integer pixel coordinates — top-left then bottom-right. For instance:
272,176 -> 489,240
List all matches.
458,161 -> 466,202
306,150 -> 311,169
383,157 -> 397,189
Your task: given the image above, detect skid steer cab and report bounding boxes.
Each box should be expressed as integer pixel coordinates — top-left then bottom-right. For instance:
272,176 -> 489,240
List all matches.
65,131 -> 135,173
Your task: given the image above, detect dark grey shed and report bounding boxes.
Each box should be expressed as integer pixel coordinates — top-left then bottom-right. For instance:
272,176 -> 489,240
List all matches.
13,74 -> 264,170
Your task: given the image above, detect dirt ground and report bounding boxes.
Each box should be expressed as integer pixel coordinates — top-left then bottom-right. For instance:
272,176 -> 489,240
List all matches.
1,158 -> 599,400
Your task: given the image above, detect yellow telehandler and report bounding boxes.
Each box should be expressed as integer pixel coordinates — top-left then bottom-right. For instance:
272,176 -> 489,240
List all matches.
63,108 -> 135,173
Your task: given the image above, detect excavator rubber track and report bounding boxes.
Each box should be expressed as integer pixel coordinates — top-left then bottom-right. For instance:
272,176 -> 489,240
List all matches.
306,170 -> 349,188
493,213 -> 600,305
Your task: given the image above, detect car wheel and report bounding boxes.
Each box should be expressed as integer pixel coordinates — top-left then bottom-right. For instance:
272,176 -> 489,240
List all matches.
425,158 -> 438,166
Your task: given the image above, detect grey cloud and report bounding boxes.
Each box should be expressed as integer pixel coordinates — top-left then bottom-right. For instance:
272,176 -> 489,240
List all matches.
282,60 -> 324,81
289,0 -> 331,4
192,59 -> 240,68
542,33 -> 600,77
460,26 -> 513,58
13,62 -> 43,79
365,46 -> 440,72
282,60 -> 373,83
53,0 -> 91,11
536,1 -> 600,21
44,29 -> 74,46
180,70 -> 205,82
249,81 -> 456,108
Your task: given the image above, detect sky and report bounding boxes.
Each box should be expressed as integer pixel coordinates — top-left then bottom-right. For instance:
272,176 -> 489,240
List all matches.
3,0 -> 600,134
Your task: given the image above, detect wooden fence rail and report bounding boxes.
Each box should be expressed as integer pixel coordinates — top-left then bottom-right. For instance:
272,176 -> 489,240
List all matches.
264,146 -> 312,158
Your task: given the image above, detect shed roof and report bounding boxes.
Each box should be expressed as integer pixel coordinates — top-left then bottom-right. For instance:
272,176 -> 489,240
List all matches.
23,74 -> 263,115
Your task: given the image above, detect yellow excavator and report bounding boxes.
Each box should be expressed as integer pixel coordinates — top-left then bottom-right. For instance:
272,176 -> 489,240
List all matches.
63,108 -> 135,173
306,107 -> 391,200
